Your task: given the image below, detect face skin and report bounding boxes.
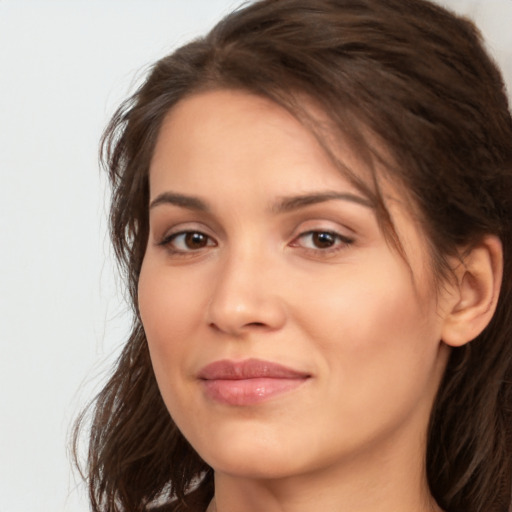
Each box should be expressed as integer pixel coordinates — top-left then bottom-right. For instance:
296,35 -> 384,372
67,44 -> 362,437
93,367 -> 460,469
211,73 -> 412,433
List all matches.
138,89 -> 453,512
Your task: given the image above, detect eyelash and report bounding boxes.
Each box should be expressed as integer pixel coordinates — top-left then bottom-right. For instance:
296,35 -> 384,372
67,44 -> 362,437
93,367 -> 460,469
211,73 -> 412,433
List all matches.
158,229 -> 354,257
158,231 -> 216,255
290,230 -> 354,255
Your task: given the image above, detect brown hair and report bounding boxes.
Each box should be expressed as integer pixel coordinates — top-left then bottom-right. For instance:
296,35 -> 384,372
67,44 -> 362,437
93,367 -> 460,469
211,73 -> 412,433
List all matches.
74,1 -> 512,511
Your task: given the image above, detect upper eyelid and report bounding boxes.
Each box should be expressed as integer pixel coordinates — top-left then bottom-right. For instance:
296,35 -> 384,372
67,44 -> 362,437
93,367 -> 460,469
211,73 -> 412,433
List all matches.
156,221 -> 216,239
292,229 -> 354,246
151,215 -> 225,241
152,215 -> 358,243
296,229 -> 353,239
150,201 -> 363,231
289,218 -> 356,238
160,229 -> 215,244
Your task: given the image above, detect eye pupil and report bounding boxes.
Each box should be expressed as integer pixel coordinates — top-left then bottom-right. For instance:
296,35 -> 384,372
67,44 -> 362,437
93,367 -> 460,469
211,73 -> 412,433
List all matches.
185,232 -> 208,249
313,232 -> 335,248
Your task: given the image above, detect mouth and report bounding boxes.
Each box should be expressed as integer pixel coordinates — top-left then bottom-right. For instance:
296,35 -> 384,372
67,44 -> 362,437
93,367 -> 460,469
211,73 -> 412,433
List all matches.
197,358 -> 311,406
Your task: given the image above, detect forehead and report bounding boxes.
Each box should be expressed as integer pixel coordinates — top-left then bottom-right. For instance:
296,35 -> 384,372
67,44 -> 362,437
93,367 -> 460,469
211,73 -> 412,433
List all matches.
149,89 -> 375,197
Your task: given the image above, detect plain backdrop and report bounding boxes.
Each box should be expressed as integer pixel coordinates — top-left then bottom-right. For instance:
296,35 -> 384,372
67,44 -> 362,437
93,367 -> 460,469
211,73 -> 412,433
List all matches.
0,1 -> 510,511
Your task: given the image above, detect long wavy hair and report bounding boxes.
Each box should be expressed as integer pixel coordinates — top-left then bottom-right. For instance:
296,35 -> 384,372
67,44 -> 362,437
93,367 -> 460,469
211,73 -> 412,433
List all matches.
74,1 -> 512,511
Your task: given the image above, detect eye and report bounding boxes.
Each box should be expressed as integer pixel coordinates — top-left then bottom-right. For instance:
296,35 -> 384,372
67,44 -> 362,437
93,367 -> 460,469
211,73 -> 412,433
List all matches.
291,230 -> 354,252
159,230 -> 216,253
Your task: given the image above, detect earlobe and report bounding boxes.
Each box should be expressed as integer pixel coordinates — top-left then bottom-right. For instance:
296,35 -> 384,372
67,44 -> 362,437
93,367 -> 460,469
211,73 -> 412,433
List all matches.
441,235 -> 503,347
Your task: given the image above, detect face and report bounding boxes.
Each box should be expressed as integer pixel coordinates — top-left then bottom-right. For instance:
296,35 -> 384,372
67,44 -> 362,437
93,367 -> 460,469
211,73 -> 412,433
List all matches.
138,89 -> 451,480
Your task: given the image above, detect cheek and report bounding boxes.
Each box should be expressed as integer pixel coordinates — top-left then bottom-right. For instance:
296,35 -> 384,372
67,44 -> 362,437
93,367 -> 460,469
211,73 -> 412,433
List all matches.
296,255 -> 432,347
294,253 -> 443,410
137,261 -> 211,438
138,260 -> 201,381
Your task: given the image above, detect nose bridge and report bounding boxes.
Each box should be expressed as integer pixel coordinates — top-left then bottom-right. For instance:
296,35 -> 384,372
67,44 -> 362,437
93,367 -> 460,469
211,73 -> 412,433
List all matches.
207,239 -> 285,334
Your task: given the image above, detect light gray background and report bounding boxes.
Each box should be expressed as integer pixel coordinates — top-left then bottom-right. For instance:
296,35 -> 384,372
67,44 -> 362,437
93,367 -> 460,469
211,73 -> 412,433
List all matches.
0,1 -> 510,511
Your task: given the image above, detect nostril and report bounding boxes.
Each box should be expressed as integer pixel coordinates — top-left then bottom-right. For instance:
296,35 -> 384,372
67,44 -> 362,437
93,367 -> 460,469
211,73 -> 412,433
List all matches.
209,323 -> 222,332
208,321 -> 267,333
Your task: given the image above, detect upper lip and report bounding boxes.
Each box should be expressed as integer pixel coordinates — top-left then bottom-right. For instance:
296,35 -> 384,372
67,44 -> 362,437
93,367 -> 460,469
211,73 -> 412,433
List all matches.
198,358 -> 311,380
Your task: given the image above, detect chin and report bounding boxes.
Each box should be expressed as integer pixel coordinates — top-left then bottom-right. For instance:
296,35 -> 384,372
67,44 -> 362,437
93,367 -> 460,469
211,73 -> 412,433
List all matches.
208,453 -> 299,480
192,424 -> 306,479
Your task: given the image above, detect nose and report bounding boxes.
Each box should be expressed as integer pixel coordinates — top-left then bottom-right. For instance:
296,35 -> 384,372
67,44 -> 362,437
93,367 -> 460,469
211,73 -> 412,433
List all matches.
206,251 -> 287,337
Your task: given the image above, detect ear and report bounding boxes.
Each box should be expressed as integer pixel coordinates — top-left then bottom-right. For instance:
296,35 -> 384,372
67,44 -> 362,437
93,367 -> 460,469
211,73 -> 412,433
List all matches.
441,235 -> 503,347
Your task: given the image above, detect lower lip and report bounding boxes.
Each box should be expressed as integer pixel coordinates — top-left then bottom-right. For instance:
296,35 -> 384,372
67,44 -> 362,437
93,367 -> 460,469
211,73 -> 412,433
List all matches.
201,377 -> 308,406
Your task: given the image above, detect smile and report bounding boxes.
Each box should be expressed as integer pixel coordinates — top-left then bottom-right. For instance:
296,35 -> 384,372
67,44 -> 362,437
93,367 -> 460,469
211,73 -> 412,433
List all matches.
197,358 -> 311,406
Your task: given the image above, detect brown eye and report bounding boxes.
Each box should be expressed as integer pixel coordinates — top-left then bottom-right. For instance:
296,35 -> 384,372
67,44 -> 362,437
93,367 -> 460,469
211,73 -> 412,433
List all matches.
311,232 -> 336,248
184,232 -> 209,249
160,231 -> 216,253
291,230 -> 354,254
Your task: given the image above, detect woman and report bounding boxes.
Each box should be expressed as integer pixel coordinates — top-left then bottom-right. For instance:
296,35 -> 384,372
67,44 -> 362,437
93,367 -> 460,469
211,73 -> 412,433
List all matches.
75,0 -> 512,511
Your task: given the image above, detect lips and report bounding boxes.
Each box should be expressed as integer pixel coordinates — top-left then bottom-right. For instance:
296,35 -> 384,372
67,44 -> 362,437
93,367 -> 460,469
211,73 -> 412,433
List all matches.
198,358 -> 311,406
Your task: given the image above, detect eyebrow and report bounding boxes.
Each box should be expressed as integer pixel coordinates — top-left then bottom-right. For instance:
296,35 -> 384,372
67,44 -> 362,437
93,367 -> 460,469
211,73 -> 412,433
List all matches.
271,191 -> 373,213
149,192 -> 210,212
149,190 -> 373,213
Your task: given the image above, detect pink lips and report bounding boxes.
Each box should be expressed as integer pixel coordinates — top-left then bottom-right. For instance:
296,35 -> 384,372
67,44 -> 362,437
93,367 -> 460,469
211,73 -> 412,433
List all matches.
198,358 -> 310,406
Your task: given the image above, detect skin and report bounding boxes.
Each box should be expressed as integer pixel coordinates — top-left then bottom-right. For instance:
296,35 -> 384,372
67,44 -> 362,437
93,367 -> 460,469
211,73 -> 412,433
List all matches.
138,89 -> 458,512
